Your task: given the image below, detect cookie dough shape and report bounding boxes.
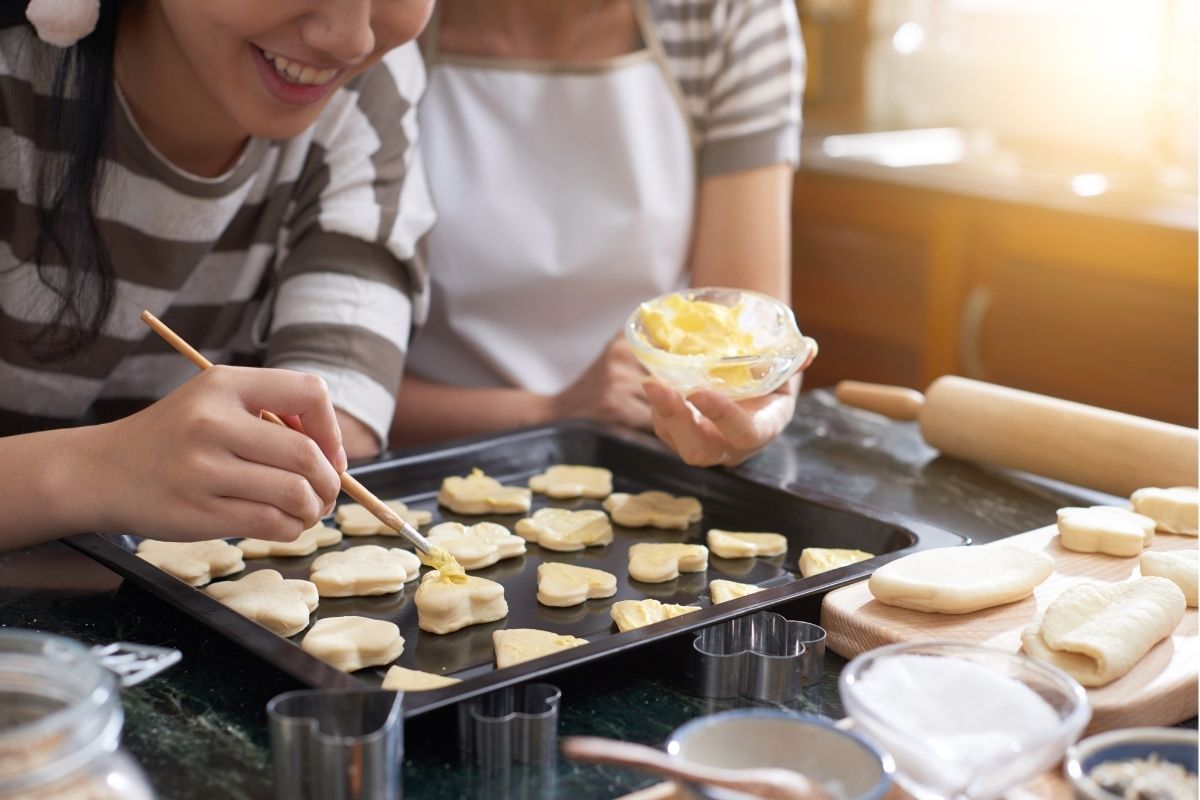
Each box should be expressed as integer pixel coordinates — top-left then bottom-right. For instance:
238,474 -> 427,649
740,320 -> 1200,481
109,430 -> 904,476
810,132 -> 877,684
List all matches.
493,628 -> 589,669
799,547 -> 875,578
205,569 -> 318,637
611,599 -> 701,633
301,616 -> 404,672
309,545 -> 421,597
414,571 -> 508,634
1141,550 -> 1198,607
515,509 -> 613,552
1021,577 -> 1186,687
710,579 -> 763,604
238,523 -> 342,558
603,491 -> 702,530
437,468 -> 532,515
868,545 -> 1054,614
628,543 -> 709,583
136,539 -> 244,587
1131,487 -> 1199,536
1057,506 -> 1156,557
335,501 -> 432,536
537,563 -> 618,607
706,530 -> 787,559
528,465 -> 613,499
425,522 -> 526,570
381,666 -> 461,692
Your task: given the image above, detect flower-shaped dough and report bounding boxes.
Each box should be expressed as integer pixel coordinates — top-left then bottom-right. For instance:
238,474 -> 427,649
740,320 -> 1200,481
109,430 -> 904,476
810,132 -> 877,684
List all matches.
335,501 -> 432,536
136,539 -> 244,587
301,616 -> 404,672
706,529 -> 787,559
710,579 -> 763,604
205,569 -> 318,637
627,543 -> 709,583
1131,487 -> 1199,536
309,545 -> 421,597
493,628 -> 588,669
382,666 -> 461,691
238,523 -> 342,558
603,491 -> 702,529
414,571 -> 508,634
536,563 -> 618,607
611,599 -> 700,633
437,468 -> 531,515
515,509 -> 613,552
425,522 -> 526,570
1057,506 -> 1156,557
527,465 -> 613,499
798,547 -> 874,578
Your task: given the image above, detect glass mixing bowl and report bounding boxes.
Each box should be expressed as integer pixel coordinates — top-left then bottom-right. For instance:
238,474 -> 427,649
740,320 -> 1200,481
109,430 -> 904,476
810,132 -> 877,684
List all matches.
625,287 -> 814,400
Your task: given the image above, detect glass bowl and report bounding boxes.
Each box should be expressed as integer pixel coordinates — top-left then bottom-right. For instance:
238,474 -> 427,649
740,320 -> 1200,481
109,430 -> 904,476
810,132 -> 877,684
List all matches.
667,709 -> 893,800
839,641 -> 1091,800
625,287 -> 814,400
1065,727 -> 1197,800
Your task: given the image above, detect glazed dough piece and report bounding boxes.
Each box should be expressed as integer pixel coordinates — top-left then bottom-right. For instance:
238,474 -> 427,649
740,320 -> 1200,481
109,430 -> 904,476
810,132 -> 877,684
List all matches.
868,545 -> 1054,614
414,571 -> 508,634
515,509 -> 613,552
611,599 -> 701,633
136,539 -> 244,587
709,579 -> 763,604
309,545 -> 421,597
493,628 -> 589,669
205,569 -> 318,637
536,563 -> 618,607
335,501 -> 432,536
425,522 -> 526,570
798,547 -> 875,578
1131,487 -> 1199,536
528,465 -> 613,499
1057,506 -> 1156,557
603,491 -> 702,530
381,666 -> 461,692
300,616 -> 404,672
706,530 -> 787,559
238,523 -> 342,558
437,468 -> 532,515
628,543 -> 709,583
1140,550 -> 1199,607
1021,577 -> 1186,687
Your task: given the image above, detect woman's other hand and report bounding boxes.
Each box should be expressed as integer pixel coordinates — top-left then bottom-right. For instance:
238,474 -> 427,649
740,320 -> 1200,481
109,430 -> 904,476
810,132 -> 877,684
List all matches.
552,336 -> 652,430
87,366 -> 346,542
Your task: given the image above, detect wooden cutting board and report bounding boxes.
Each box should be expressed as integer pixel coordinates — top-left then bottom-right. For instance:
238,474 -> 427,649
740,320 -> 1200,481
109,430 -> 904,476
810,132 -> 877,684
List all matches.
820,525 -> 1199,734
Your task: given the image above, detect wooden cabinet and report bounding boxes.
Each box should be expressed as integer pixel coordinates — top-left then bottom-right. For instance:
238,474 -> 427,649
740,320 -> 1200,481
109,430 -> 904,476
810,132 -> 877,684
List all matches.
791,171 -> 1198,426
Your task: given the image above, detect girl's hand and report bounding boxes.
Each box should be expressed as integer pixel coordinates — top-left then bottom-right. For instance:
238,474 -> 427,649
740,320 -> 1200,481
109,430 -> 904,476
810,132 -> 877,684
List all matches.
86,366 -> 346,542
551,336 -> 652,430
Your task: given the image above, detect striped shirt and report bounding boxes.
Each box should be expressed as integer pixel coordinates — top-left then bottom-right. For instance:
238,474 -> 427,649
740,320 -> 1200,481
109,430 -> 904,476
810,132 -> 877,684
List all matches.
0,29 -> 434,444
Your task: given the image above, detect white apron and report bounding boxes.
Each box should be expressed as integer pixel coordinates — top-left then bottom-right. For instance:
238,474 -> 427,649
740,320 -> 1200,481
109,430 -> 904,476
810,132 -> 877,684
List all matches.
406,2 -> 696,394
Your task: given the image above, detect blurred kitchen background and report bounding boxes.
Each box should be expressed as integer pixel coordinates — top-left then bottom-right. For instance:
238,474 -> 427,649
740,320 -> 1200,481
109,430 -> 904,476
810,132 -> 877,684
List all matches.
791,0 -> 1198,426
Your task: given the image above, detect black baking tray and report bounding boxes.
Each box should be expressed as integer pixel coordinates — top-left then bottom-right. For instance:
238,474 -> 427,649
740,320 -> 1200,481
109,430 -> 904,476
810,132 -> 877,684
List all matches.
68,420 -> 965,718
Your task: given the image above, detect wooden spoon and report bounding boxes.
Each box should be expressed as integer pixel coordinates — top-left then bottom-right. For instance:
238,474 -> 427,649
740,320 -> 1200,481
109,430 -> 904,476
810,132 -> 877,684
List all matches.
561,736 -> 829,800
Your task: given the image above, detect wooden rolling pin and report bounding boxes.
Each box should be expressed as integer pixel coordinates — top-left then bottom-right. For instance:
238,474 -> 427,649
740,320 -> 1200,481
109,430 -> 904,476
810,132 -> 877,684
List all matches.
835,376 -> 1198,497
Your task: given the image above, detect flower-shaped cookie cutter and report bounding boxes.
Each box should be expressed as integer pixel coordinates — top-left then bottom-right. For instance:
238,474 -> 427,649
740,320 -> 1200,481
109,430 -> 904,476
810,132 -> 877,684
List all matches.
268,688 -> 404,800
457,682 -> 561,768
691,610 -> 826,702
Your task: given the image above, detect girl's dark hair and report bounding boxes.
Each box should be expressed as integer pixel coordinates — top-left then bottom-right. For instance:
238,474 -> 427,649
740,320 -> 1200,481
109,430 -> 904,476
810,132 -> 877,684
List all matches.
1,1 -> 120,360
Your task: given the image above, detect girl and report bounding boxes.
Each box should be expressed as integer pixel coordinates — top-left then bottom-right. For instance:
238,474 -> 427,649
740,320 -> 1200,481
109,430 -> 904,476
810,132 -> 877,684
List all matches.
390,0 -> 813,467
0,0 -> 434,549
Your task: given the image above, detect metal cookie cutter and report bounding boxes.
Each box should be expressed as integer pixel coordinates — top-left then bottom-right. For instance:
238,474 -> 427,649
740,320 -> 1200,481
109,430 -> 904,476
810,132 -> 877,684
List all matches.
692,611 -> 826,702
458,683 -> 561,769
268,688 -> 404,800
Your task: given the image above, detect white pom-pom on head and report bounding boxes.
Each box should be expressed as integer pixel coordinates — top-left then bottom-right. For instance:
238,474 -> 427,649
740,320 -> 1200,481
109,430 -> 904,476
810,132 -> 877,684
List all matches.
26,0 -> 100,48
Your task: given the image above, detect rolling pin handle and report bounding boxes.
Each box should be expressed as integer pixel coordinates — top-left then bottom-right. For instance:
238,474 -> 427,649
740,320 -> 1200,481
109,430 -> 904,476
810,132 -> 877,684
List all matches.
834,381 -> 925,422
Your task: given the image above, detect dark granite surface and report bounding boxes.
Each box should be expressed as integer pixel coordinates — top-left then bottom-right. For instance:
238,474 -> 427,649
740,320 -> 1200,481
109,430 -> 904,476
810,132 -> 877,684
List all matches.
0,391 -> 1136,799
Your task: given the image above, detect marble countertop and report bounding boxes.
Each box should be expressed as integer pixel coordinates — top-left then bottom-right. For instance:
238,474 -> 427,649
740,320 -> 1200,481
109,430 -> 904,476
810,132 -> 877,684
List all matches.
0,390 -> 1128,799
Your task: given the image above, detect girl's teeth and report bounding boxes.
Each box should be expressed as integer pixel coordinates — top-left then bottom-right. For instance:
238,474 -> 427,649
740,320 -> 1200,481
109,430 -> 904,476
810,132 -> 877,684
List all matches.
261,48 -> 337,86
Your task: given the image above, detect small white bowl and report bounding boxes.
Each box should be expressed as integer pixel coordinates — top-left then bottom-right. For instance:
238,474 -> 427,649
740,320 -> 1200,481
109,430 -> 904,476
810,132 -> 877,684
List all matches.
625,287 -> 813,400
1065,727 -> 1198,799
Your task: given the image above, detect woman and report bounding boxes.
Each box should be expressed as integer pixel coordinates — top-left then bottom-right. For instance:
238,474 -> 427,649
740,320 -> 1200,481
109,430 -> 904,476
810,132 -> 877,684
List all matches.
390,0 -> 809,467
0,0 -> 434,549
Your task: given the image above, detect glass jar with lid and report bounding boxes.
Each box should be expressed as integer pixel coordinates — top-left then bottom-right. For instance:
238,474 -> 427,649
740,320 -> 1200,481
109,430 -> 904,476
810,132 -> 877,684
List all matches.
0,630 -> 155,799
